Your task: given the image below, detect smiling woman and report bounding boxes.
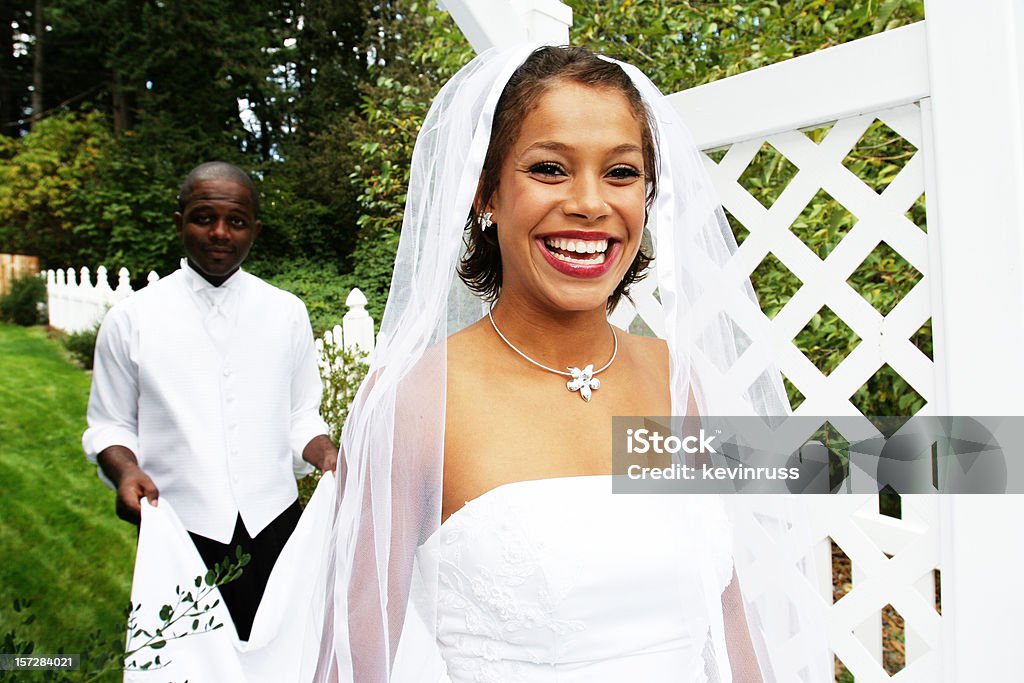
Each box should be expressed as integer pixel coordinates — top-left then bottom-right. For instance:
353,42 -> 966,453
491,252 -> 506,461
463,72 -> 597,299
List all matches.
487,83 -> 645,310
314,45 -> 829,683
460,50 -> 656,313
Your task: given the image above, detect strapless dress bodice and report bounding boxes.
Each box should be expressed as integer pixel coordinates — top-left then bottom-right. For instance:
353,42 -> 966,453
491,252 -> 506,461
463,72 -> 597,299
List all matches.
430,476 -> 734,683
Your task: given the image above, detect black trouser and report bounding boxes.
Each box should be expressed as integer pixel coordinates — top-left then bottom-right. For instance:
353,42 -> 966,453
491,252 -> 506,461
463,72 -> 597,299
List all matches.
188,500 -> 302,641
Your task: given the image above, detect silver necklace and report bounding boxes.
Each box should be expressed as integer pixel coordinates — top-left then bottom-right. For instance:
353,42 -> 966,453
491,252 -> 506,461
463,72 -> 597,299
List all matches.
487,309 -> 618,402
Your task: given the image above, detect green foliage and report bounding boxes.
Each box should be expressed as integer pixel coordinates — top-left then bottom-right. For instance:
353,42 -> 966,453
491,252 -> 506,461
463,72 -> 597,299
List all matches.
350,75 -> 427,239
0,599 -> 36,661
344,2 -> 474,323
0,111 -> 180,280
347,231 -> 401,327
570,0 -> 924,92
298,340 -> 368,507
318,344 -> 368,445
793,307 -> 860,378
0,112 -> 110,268
256,149 -> 360,273
0,274 -> 46,326
252,258 -> 356,336
82,125 -> 183,280
61,322 -> 101,370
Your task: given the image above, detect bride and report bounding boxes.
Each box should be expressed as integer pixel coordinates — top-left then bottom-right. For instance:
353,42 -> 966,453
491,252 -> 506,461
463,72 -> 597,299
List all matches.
314,45 -> 828,682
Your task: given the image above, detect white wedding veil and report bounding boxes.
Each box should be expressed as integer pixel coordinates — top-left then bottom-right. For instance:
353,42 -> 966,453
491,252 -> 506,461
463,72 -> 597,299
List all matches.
311,44 -> 830,683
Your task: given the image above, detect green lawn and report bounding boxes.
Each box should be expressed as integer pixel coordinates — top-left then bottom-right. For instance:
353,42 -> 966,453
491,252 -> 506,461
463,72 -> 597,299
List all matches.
0,323 -> 136,677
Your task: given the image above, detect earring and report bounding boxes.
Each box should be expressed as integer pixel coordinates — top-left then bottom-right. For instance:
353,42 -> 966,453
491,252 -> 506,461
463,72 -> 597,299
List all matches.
478,211 -> 494,232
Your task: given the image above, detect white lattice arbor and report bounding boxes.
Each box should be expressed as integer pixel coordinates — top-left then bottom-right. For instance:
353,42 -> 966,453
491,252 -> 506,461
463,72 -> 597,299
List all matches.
666,34 -> 937,680
442,1 -> 1024,680
701,103 -> 932,420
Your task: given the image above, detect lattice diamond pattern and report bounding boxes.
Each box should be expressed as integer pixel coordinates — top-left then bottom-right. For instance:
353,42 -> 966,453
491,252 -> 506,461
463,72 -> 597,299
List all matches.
704,103 -> 933,418
814,495 -> 942,682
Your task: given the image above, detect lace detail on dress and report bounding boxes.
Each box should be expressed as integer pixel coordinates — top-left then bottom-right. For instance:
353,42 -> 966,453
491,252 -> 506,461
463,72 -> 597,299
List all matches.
434,477 -> 727,683
438,491 -> 586,681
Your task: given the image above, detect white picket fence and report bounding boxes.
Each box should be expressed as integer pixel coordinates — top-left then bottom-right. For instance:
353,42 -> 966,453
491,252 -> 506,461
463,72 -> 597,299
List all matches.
46,265 -> 150,334
44,264 -> 376,358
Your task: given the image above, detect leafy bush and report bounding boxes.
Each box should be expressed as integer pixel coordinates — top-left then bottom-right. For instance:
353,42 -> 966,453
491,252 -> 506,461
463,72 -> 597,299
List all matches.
0,274 -> 46,326
62,322 -> 101,370
297,340 -> 369,507
318,344 -> 369,445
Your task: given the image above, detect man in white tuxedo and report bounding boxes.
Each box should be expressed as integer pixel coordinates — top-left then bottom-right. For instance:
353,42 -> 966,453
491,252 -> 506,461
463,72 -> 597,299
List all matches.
83,161 -> 338,641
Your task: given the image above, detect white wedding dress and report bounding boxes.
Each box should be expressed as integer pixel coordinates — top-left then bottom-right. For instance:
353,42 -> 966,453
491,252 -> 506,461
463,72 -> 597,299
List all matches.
425,476 -> 736,683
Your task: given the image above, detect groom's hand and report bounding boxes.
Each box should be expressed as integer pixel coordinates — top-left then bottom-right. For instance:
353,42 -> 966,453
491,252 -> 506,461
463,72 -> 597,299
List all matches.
97,445 -> 159,525
302,434 -> 339,473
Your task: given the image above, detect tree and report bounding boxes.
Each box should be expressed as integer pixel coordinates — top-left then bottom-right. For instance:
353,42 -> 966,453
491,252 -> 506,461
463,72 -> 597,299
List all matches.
0,2 -> 32,137
338,1 -> 473,322
0,0 -> 377,283
252,0 -> 372,275
571,0 -> 923,92
0,111 -> 109,265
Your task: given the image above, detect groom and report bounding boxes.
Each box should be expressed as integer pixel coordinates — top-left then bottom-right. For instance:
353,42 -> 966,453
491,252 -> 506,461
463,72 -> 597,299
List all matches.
83,161 -> 338,641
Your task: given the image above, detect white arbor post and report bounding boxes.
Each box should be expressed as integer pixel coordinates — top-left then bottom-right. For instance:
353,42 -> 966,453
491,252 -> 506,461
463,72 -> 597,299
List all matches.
441,0 -> 571,51
923,2 -> 1024,682
924,0 -> 1024,413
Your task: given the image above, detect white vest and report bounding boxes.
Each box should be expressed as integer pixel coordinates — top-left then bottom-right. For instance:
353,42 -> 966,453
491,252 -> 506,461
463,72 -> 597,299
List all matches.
88,269 -> 325,542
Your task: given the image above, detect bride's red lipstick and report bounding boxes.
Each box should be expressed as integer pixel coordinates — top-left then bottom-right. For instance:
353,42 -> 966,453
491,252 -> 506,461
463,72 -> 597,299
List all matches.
535,231 -> 621,279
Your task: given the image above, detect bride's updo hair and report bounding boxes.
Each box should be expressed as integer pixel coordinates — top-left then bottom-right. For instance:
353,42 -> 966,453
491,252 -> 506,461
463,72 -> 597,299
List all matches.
458,45 -> 657,312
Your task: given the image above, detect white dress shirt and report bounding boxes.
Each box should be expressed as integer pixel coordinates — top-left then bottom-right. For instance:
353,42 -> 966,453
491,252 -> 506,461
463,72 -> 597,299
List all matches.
83,262 -> 329,543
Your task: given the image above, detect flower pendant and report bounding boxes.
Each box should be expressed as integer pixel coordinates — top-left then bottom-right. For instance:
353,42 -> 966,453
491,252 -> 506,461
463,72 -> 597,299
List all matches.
566,364 -> 601,402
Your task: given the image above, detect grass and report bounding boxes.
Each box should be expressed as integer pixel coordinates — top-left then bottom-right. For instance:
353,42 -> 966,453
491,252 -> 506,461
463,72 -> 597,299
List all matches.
0,323 -> 136,678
